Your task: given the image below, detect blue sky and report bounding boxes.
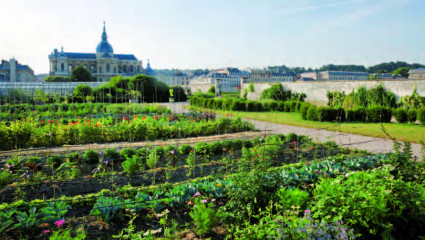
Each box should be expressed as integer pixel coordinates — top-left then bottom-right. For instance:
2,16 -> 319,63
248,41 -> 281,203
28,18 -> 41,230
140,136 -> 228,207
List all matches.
1,0 -> 424,74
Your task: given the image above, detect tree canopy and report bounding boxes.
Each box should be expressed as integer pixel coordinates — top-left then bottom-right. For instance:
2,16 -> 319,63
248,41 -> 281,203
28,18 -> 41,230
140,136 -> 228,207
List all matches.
71,66 -> 94,82
393,67 -> 410,78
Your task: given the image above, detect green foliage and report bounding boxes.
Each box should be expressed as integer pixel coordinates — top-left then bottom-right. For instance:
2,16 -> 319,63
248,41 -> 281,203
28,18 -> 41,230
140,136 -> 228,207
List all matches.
208,86 -> 215,94
152,146 -> 165,159
249,83 -> 255,93
38,202 -> 71,226
260,84 -> 291,101
120,148 -> 137,159
306,106 -> 319,121
83,149 -> 99,164
90,196 -> 124,223
394,108 -> 408,123
407,108 -> 417,123
366,106 -> 392,123
73,84 -> 92,97
276,187 -> 309,210
189,198 -> 218,236
0,170 -> 12,187
26,156 -> 42,164
172,86 -> 188,102
49,228 -> 87,240
67,153 -> 81,164
146,150 -> 160,170
194,142 -> 209,155
47,156 -> 63,168
400,87 -> 425,109
393,67 -> 410,78
14,207 -> 39,231
208,141 -> 222,155
45,76 -> 71,82
419,107 -> 425,126
317,107 -> 338,122
367,61 -> 424,73
104,148 -> 121,162
179,144 -> 193,155
122,155 -> 141,174
71,66 -> 94,82
312,168 -> 425,239
0,210 -> 15,233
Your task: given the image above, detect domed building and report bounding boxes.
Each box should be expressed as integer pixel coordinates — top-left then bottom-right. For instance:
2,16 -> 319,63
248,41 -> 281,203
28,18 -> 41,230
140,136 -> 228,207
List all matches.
48,22 -> 143,82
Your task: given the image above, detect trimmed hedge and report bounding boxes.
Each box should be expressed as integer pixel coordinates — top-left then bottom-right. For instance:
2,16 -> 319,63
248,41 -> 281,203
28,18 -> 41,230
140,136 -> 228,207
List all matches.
366,106 -> 392,123
407,109 -> 417,123
394,108 -> 408,124
418,108 -> 425,126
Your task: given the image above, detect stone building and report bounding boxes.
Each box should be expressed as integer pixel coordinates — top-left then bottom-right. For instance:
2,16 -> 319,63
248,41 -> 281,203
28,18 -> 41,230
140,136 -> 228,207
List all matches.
408,68 -> 425,80
48,23 -> 143,82
191,67 -> 249,92
0,58 -> 37,82
300,71 -> 369,81
246,69 -> 296,83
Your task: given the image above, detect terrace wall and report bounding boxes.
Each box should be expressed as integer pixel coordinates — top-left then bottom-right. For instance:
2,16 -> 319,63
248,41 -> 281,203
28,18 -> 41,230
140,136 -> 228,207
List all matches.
241,79 -> 425,105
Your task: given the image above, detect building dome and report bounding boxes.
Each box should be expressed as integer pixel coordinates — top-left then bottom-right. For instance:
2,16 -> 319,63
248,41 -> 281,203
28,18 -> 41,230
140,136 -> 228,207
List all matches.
96,22 -> 114,55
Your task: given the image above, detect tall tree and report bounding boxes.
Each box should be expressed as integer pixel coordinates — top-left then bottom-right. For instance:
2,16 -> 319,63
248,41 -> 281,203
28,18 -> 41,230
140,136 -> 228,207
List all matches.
71,66 -> 93,82
393,67 -> 410,78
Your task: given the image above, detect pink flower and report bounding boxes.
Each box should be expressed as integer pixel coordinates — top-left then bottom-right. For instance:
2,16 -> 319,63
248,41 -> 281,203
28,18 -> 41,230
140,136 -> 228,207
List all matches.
184,212 -> 187,215
318,170 -> 321,174
201,199 -> 207,204
193,192 -> 201,197
54,219 -> 65,228
43,230 -> 51,234
211,199 -> 216,202
304,209 -> 310,214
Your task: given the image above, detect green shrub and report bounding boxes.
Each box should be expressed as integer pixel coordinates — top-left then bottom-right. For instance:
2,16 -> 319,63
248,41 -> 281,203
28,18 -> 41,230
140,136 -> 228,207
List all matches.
254,102 -> 263,111
47,156 -> 63,168
152,146 -> 165,159
0,170 -> 12,187
136,147 -> 149,164
242,140 -> 253,148
317,107 -> 337,122
213,99 -> 223,110
172,86 -> 188,102
277,187 -> 309,210
26,156 -> 42,164
104,148 -> 121,162
221,140 -> 233,151
289,101 -> 297,112
164,145 -> 177,155
418,107 -> 425,126
83,149 -> 99,164
252,137 -> 264,146
208,141 -> 223,155
67,152 -> 81,164
120,148 -> 137,159
246,101 -> 255,111
194,142 -> 209,155
122,155 -> 141,174
232,139 -> 243,149
300,102 -> 311,120
284,102 -> 291,112
276,101 -> 285,112
269,101 -> 278,111
179,144 -> 193,155
352,107 -> 366,122
206,98 -> 214,109
249,83 -> 254,92
306,106 -> 319,121
407,108 -> 417,123
189,198 -> 218,236
261,102 -> 270,111
394,108 -> 408,123
222,99 -> 233,110
335,107 -> 346,122
367,106 -> 392,123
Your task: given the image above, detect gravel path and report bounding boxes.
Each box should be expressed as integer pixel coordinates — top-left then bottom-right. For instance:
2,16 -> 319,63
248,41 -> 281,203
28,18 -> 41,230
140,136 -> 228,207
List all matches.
163,102 -> 423,159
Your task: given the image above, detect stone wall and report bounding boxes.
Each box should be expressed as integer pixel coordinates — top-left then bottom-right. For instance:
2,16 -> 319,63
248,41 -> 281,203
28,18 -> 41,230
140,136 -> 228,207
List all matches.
241,80 -> 425,105
190,84 -> 214,94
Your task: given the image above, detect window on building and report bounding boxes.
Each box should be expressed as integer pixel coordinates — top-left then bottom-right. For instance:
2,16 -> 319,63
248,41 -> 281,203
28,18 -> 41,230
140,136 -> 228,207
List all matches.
106,64 -> 110,73
137,66 -> 141,72
99,67 -> 102,73
123,65 -> 128,73
61,63 -> 64,71
114,68 -> 117,73
68,65 -> 73,72
17,74 -> 21,82
129,65 -> 134,73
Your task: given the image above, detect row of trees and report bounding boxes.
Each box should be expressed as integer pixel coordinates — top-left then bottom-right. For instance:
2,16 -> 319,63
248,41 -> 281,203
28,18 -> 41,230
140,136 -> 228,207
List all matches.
267,61 -> 425,76
45,66 -> 96,82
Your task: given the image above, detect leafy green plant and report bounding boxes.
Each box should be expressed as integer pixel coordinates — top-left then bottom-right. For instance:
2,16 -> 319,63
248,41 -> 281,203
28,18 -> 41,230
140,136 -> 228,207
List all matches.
189,198 -> 218,236
83,149 -> 99,164
0,210 -> 15,233
179,144 -> 192,155
194,142 -> 209,155
14,207 -> 39,231
122,155 -> 141,174
38,202 -> 71,226
120,148 -> 137,159
276,187 -> 309,210
104,148 -> 121,162
90,196 -> 124,223
208,141 -> 222,155
0,170 -> 12,187
47,156 -> 63,168
49,227 -> 87,240
67,152 -> 81,164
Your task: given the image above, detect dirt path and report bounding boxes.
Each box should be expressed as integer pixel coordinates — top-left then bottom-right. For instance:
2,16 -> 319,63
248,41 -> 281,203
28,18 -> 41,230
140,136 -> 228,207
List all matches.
0,131 -> 264,159
163,102 -> 423,159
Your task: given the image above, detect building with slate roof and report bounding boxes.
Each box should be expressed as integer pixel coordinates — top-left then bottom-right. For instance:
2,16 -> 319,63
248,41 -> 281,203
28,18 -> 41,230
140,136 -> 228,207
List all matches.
408,68 -> 425,80
48,22 -> 143,82
300,71 -> 369,81
0,58 -> 37,82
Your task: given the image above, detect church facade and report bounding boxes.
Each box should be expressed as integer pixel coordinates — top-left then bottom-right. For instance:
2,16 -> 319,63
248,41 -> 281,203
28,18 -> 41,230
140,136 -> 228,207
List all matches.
48,23 -> 143,82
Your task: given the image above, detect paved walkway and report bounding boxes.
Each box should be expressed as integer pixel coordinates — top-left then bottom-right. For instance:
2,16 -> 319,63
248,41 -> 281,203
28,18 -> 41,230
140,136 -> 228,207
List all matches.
163,102 -> 423,159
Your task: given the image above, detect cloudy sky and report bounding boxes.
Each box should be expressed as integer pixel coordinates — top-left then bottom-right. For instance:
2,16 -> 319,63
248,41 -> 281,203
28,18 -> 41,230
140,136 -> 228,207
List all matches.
1,0 -> 424,74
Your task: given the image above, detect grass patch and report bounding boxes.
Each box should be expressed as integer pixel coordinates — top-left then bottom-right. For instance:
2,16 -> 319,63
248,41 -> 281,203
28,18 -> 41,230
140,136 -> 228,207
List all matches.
189,106 -> 425,143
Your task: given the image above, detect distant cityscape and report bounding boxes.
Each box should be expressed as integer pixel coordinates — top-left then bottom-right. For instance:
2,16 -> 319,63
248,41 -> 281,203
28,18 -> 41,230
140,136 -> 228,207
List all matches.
1,22 -> 425,93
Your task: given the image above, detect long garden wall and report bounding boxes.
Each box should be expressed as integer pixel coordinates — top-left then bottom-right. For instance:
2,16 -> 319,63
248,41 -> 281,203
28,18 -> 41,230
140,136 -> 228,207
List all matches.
241,80 -> 425,105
